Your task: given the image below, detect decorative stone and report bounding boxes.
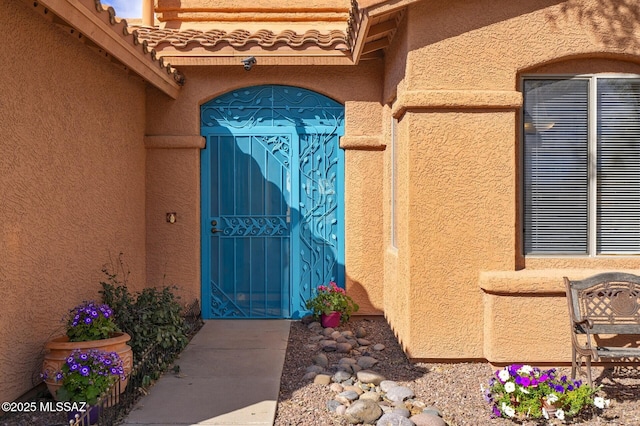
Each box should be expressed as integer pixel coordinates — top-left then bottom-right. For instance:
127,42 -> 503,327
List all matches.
336,405 -> 347,416
373,343 -> 386,351
357,356 -> 379,369
380,380 -> 399,393
313,353 -> 329,367
332,370 -> 352,383
347,339 -> 360,348
336,390 -> 360,405
309,335 -> 324,342
409,413 -> 447,426
386,386 -> 415,403
337,343 -> 353,353
336,335 -> 348,343
376,412 -> 416,426
341,330 -> 354,338
331,331 -> 342,340
330,383 -> 344,393
357,370 -> 386,385
357,338 -> 372,346
314,374 -> 332,385
303,372 -> 318,381
355,327 -> 367,338
359,391 -> 382,402
342,385 -> 364,395
326,400 -> 341,412
321,340 -> 337,352
323,327 -> 335,337
392,408 -> 411,418
337,363 -> 356,374
410,401 -> 426,410
308,321 -> 322,330
344,399 -> 383,425
339,357 -> 357,365
306,365 -> 324,374
421,406 -> 442,417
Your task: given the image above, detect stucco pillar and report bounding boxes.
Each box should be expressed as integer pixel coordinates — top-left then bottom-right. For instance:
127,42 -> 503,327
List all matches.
144,135 -> 204,305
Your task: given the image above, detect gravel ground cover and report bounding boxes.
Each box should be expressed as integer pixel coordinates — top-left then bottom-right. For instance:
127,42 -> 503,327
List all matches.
274,317 -> 640,426
4,316 -> 640,425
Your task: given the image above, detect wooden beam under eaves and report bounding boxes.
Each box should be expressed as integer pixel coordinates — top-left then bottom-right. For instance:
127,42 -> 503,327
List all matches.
367,19 -> 396,40
362,38 -> 389,55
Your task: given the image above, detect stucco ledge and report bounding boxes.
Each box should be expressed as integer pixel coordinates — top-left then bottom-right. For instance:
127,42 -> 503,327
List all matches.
340,135 -> 385,150
480,269 -> 640,295
392,90 -> 523,118
144,135 -> 206,149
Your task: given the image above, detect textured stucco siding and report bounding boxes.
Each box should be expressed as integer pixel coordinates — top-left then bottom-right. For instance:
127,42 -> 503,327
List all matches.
0,0 -> 147,402
145,64 -> 387,315
385,0 -> 640,362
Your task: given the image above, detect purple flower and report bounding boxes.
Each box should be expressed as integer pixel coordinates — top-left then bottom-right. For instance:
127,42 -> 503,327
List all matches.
70,363 -> 79,371
110,367 -> 119,375
84,317 -> 93,324
55,372 -> 63,381
80,366 -> 90,376
492,405 -> 501,417
79,353 -> 88,361
555,385 -> 565,392
67,356 -> 74,364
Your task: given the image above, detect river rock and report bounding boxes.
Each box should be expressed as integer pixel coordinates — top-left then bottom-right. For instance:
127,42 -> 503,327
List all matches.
380,380 -> 399,393
373,343 -> 386,351
344,399 -> 383,425
314,374 -> 332,385
313,353 -> 329,367
386,386 -> 415,403
357,356 -> 378,369
332,370 -> 352,383
336,390 -> 360,405
409,413 -> 447,426
355,327 -> 367,338
357,370 -> 386,385
376,412 -> 416,426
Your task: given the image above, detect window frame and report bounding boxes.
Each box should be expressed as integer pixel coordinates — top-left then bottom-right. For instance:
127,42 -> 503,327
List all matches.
520,73 -> 640,257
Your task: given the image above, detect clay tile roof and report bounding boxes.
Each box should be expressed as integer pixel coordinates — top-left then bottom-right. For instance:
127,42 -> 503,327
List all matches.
132,27 -> 349,51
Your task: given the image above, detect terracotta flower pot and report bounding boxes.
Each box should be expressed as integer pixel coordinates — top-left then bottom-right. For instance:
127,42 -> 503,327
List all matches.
321,312 -> 341,328
42,332 -> 133,401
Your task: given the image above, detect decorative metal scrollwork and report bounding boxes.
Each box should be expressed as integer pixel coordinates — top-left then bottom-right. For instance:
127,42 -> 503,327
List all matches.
215,216 -> 289,237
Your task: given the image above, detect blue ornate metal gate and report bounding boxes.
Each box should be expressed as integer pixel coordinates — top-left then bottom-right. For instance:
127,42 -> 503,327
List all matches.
200,85 -> 345,319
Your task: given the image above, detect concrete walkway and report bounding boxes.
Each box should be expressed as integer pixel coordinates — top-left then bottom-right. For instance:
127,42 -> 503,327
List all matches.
122,320 -> 290,426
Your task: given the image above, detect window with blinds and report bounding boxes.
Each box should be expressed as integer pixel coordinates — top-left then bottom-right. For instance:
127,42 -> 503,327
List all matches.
523,76 -> 640,255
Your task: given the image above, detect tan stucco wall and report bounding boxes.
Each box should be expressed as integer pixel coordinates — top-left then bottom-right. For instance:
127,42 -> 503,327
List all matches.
145,64 -> 387,314
0,0 -> 147,402
383,0 -> 640,362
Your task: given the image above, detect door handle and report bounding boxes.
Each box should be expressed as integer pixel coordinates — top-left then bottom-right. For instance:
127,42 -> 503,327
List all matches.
211,219 -> 222,233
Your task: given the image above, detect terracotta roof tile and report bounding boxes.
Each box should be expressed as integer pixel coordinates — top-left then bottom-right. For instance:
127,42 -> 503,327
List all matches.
132,27 -> 349,51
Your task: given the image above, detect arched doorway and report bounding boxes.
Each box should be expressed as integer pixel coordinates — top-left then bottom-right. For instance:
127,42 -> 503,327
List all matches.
200,85 -> 345,319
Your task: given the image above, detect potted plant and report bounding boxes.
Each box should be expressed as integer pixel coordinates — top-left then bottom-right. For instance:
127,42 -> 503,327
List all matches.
42,301 -> 133,400
484,364 -> 610,421
305,281 -> 359,327
43,348 -> 125,424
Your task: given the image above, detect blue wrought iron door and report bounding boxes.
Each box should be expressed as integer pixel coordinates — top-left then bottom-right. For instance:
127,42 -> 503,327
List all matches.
201,86 -> 344,319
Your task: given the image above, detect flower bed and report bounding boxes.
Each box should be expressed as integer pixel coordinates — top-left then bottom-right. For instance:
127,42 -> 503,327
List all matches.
484,364 -> 610,421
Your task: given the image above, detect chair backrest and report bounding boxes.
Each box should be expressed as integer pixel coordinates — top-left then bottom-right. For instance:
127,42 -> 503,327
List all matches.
564,272 -> 640,335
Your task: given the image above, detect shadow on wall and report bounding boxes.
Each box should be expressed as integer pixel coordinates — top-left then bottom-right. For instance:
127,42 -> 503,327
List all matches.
547,0 -> 640,51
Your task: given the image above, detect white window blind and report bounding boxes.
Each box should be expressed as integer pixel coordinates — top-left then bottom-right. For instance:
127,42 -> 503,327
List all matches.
524,76 -> 640,255
597,79 -> 640,254
523,79 -> 589,254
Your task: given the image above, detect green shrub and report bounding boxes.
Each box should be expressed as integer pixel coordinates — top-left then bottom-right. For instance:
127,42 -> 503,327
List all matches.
99,256 -> 188,359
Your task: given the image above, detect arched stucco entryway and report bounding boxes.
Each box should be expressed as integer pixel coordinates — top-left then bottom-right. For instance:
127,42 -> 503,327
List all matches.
200,85 -> 345,319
